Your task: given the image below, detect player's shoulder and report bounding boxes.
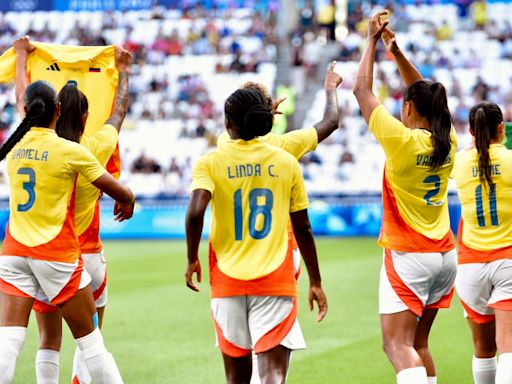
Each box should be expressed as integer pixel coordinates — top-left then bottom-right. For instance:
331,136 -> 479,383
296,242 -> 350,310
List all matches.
262,141 -> 298,162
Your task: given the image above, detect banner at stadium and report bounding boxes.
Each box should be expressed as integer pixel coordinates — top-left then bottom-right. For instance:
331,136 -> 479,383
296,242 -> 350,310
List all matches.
0,0 -> 53,11
53,0 -> 154,11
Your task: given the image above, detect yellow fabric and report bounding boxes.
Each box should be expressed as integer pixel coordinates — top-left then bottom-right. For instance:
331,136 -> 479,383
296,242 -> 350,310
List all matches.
191,139 -> 309,280
0,43 -> 117,137
369,105 -> 457,239
7,128 -> 106,246
75,124 -> 118,235
452,144 -> 512,250
216,128 -> 318,160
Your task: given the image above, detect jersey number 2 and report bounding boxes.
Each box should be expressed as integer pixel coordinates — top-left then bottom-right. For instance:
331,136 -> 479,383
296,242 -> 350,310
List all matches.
234,188 -> 273,240
423,175 -> 442,206
17,167 -> 36,212
475,184 -> 498,227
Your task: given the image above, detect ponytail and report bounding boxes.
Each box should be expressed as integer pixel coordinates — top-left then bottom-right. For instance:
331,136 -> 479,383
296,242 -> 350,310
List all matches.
0,80 -> 57,161
404,80 -> 453,170
57,84 -> 88,143
429,83 -> 452,169
225,88 -> 273,141
469,101 -> 503,189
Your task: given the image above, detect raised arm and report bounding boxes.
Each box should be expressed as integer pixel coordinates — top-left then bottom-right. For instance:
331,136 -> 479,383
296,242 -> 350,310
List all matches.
313,61 -> 343,143
290,209 -> 327,322
185,189 -> 211,292
353,10 -> 389,124
382,28 -> 423,86
105,46 -> 132,132
13,36 -> 35,118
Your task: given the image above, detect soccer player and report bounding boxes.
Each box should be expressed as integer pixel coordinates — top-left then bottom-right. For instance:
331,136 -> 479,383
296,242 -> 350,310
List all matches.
13,37 -> 131,384
185,88 -> 327,383
0,80 -> 134,383
452,102 -> 512,384
353,12 -> 458,384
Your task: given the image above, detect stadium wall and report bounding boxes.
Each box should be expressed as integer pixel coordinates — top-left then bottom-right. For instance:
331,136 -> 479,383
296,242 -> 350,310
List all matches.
0,195 -> 462,239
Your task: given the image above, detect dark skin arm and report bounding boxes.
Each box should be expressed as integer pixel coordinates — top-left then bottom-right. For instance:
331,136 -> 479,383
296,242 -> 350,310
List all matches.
382,28 -> 423,86
105,46 -> 132,132
184,189 -> 211,292
290,209 -> 327,321
92,173 -> 135,221
313,61 -> 343,143
353,10 -> 390,124
13,36 -> 35,119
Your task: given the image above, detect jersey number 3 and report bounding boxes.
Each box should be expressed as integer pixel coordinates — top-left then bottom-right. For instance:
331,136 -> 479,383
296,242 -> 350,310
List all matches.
17,167 -> 36,212
234,188 -> 273,240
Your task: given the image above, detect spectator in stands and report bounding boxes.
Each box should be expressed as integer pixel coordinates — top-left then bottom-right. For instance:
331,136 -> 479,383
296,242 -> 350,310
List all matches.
131,153 -> 162,174
472,0 -> 488,30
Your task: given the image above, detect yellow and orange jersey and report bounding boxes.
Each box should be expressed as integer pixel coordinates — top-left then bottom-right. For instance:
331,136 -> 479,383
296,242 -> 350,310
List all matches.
369,105 -> 457,252
218,128 -> 317,248
2,127 -> 106,263
452,144 -> 512,263
0,43 -> 121,177
76,124 -> 119,253
192,139 -> 309,298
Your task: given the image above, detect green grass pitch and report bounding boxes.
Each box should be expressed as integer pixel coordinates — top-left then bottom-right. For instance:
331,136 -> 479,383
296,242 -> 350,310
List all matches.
13,238 -> 475,383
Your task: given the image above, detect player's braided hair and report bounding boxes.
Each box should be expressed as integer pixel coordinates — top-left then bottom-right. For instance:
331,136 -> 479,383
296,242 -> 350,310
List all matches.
404,80 -> 453,170
57,83 -> 89,143
224,88 -> 273,141
469,101 -> 503,189
0,80 -> 58,161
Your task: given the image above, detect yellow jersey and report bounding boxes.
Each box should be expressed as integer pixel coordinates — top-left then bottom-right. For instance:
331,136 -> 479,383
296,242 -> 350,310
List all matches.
452,144 -> 512,263
76,124 -> 118,253
369,105 -> 457,251
217,128 -> 318,160
2,127 -> 106,263
0,43 -> 121,176
191,139 -> 309,298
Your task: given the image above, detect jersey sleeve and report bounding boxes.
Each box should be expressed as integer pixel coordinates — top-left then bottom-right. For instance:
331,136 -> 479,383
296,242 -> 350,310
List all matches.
369,105 -> 410,159
191,155 -> 214,194
66,143 -> 107,183
81,124 -> 119,166
290,159 -> 309,212
279,128 -> 318,160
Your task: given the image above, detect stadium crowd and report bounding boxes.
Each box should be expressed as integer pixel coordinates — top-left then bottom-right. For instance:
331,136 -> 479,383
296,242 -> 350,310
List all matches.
0,0 -> 511,196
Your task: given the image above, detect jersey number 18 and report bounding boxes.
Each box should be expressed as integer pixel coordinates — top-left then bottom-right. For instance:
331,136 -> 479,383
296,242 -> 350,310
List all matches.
234,188 -> 273,241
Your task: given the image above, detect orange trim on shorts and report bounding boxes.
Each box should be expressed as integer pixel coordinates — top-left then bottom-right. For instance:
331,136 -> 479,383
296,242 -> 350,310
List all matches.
458,220 -> 512,264
212,314 -> 251,358
460,298 -> 495,324
254,298 -> 298,354
0,277 -> 31,298
426,288 -> 455,309
379,171 -> 455,252
384,249 -> 424,317
32,300 -> 57,314
489,298 -> 512,311
50,256 -> 84,306
2,188 -> 81,263
93,271 -> 108,302
209,237 -> 298,298
78,201 -> 103,254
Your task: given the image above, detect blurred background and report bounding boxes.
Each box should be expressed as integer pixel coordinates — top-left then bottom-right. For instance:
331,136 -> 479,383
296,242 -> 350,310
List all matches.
0,0 -> 508,239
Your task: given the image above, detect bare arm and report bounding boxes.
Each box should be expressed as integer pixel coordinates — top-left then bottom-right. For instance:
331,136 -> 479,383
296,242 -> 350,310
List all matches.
353,11 -> 389,124
92,172 -> 134,205
13,36 -> 35,118
290,209 -> 327,321
184,189 -> 211,292
314,61 -> 343,143
382,28 -> 423,86
105,46 -> 132,132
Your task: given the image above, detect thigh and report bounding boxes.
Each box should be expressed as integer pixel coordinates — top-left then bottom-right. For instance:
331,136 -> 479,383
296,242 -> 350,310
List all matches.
495,309 -> 512,353
381,310 -> 419,346
0,292 -> 34,326
456,263 -> 495,323
58,285 -> 97,339
211,297 -> 251,357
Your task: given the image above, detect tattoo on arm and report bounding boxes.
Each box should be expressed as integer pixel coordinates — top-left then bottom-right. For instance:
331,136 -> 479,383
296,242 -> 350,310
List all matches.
314,89 -> 339,142
106,71 -> 129,132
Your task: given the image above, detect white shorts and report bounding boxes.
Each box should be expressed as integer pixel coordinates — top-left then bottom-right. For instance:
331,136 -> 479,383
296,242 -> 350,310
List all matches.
211,295 -> 306,357
32,251 -> 108,313
379,248 -> 457,317
456,259 -> 512,324
0,255 -> 91,306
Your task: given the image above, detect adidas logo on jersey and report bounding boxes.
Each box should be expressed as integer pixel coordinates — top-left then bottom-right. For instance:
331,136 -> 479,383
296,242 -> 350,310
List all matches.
46,63 -> 61,71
